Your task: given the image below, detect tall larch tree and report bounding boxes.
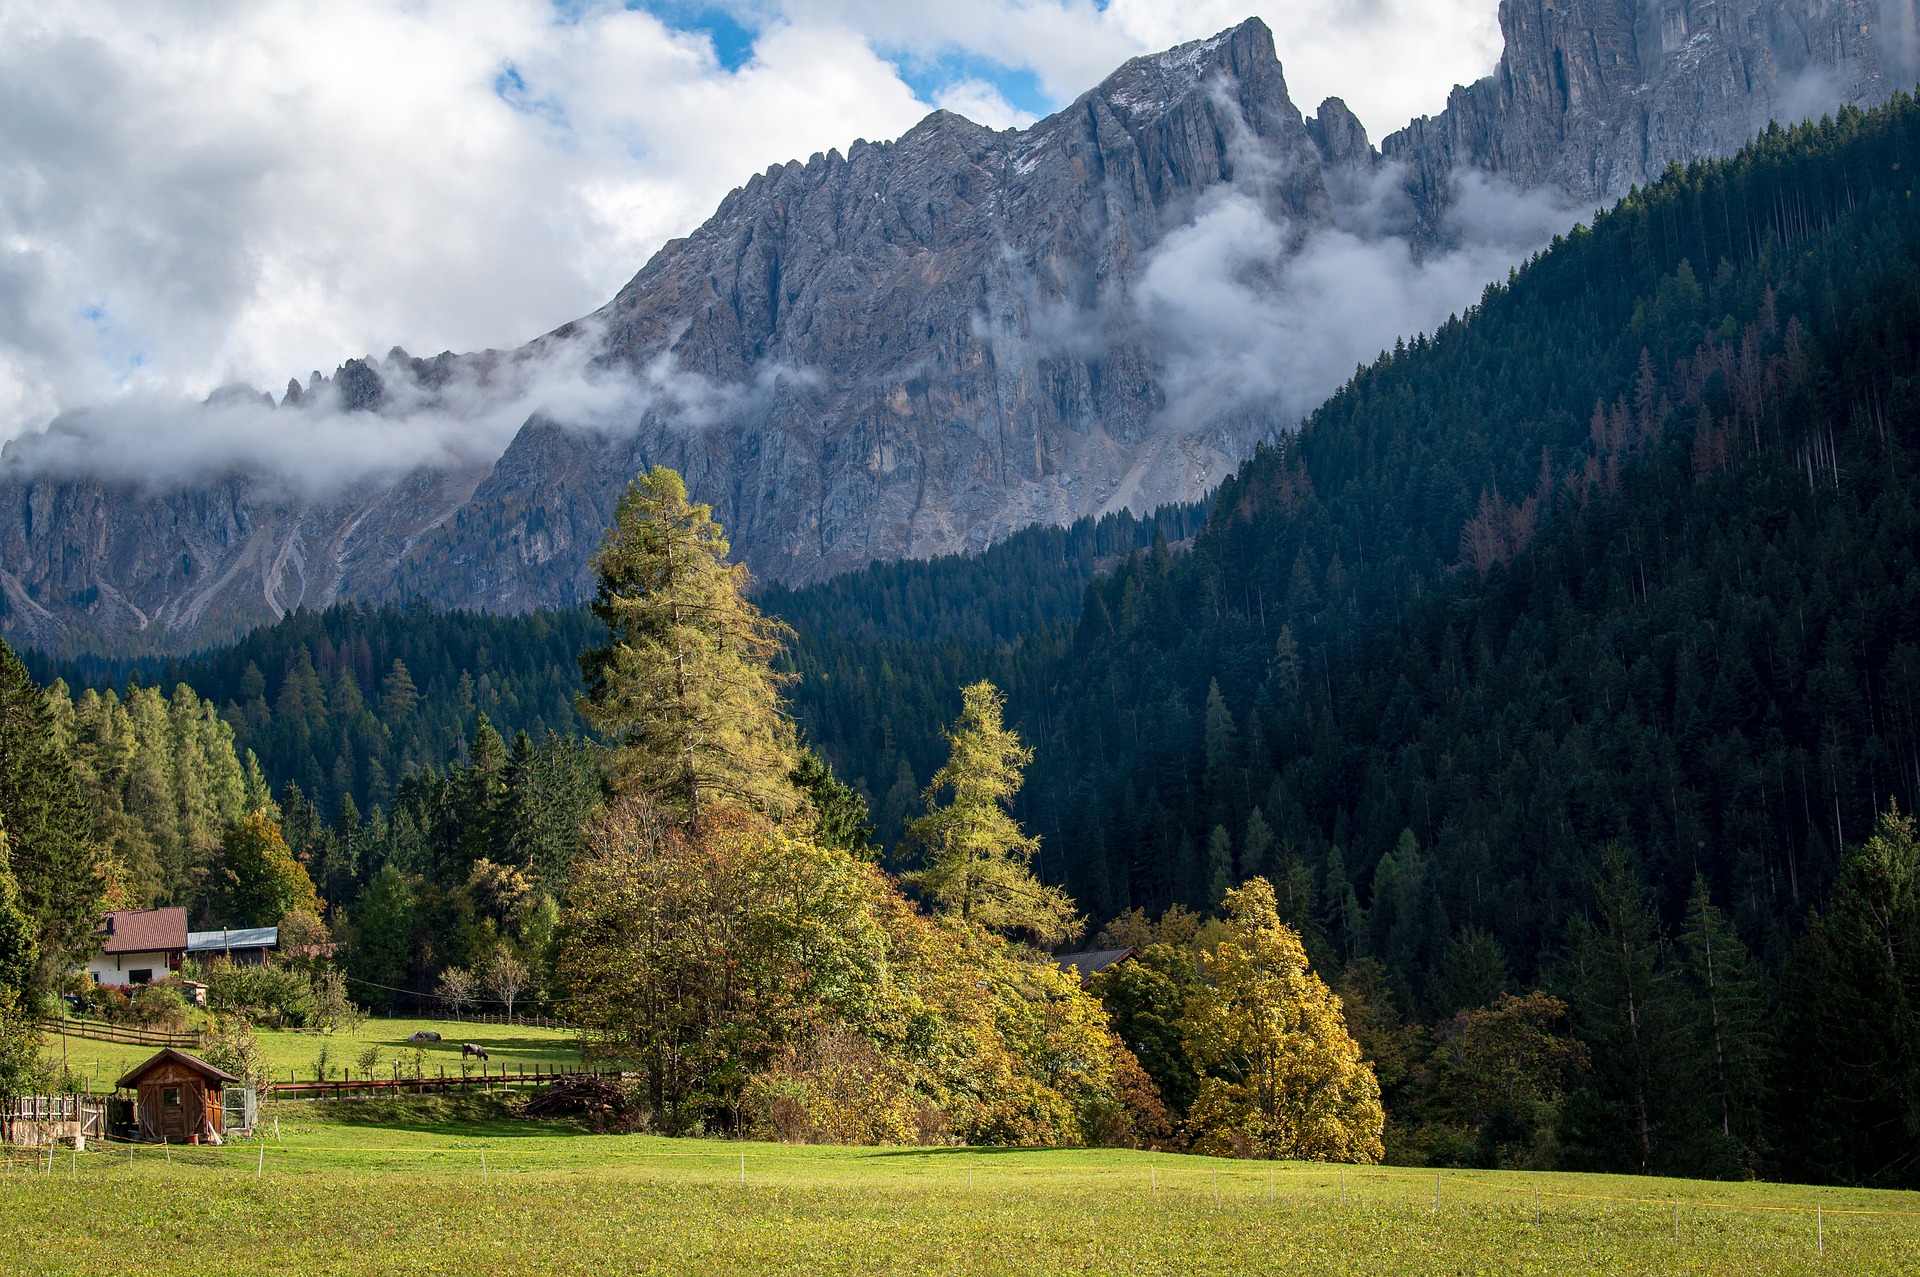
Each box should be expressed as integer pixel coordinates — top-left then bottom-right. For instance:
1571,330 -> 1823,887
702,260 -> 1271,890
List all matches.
578,466 -> 796,831
904,680 -> 1079,946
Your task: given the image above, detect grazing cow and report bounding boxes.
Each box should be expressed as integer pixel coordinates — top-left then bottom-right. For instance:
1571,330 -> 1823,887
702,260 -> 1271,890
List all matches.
461,1043 -> 489,1060
406,1031 -> 442,1044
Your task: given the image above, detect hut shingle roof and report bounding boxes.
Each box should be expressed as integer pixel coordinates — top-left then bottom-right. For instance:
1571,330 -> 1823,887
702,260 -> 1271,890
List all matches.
116,1048 -> 241,1090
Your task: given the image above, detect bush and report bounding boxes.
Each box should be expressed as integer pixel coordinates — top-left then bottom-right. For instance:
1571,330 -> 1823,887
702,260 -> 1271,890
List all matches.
206,960 -> 314,1028
129,982 -> 189,1031
87,979 -> 191,1029
745,1029 -> 948,1146
200,1016 -> 272,1091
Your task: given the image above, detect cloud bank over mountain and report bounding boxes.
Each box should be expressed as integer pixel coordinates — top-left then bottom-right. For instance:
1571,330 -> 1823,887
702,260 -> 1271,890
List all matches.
0,0 -> 1504,449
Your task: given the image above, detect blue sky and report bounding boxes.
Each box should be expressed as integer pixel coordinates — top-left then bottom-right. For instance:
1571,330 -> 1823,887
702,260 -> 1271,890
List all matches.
629,1 -> 1059,121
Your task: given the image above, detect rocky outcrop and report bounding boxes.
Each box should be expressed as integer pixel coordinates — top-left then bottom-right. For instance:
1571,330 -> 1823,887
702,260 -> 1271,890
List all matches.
1379,0 -> 1916,234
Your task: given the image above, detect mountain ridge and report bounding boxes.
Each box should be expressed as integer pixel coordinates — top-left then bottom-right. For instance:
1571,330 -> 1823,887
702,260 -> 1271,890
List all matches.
3,5 -> 1913,654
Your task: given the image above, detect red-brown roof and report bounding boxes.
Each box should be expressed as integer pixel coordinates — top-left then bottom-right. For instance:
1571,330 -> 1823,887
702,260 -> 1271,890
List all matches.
97,907 -> 188,955
116,1048 -> 240,1090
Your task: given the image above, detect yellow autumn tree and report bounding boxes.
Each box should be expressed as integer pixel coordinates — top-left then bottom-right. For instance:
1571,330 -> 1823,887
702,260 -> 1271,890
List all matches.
904,681 -> 1079,946
577,466 -> 797,831
1180,877 -> 1384,1161
207,810 -> 322,928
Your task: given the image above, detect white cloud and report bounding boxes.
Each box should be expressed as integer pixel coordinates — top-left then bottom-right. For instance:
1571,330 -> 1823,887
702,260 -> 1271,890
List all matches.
759,0 -> 1503,134
0,0 -> 924,437
1136,166 -> 1577,434
932,79 -> 1037,130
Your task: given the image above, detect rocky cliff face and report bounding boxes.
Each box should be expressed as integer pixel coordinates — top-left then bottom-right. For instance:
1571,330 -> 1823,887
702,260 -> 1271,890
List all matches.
392,19 -> 1328,610
2,5 -> 1914,653
1383,0 -> 1916,232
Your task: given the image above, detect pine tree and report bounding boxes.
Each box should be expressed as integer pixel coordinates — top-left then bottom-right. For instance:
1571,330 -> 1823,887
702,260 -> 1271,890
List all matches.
791,746 -> 876,858
1675,876 -> 1770,1175
348,863 -> 416,1014
1773,805 -> 1920,1187
578,466 -> 796,830
1205,825 -> 1233,907
1560,850 -> 1685,1175
905,681 -> 1079,945
1240,807 -> 1276,880
1203,679 -> 1238,827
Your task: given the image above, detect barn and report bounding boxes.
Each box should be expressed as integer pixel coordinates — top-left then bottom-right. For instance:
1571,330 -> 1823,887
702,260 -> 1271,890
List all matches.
116,1049 -> 244,1144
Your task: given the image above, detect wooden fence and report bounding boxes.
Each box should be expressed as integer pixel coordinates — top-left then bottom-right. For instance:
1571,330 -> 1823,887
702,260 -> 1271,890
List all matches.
2,1096 -> 108,1147
267,1064 -> 620,1101
421,1012 -> 576,1031
37,1018 -> 201,1049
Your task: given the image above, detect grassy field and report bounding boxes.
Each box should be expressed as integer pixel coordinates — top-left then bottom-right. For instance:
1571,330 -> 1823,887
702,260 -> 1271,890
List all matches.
2,1097 -> 1913,1275
39,1017 -> 581,1088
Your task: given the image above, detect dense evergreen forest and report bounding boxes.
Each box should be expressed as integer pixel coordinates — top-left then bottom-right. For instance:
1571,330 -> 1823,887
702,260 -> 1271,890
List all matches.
18,96 -> 1920,1184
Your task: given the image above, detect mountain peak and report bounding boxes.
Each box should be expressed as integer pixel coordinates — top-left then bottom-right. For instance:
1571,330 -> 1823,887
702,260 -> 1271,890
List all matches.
1084,18 -> 1281,124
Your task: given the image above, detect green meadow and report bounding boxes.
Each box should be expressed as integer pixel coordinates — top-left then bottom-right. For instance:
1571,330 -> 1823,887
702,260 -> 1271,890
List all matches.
38,1017 -> 581,1089
2,1097 -> 1912,1275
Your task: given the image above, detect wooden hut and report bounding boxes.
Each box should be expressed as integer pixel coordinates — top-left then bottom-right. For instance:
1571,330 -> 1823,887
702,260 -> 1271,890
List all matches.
116,1049 -> 241,1144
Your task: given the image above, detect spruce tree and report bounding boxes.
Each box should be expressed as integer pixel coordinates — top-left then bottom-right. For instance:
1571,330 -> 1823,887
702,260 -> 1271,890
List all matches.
1675,877 -> 1770,1176
349,863 -> 416,1014
0,640 -> 103,990
905,681 -> 1079,945
791,746 -> 876,858
0,819 -> 37,1001
1773,806 -> 1920,1187
578,466 -> 796,830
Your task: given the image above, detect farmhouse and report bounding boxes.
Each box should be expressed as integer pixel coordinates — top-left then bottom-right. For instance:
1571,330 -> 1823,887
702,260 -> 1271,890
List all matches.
86,908 -> 280,987
87,907 -> 188,987
116,1049 -> 248,1144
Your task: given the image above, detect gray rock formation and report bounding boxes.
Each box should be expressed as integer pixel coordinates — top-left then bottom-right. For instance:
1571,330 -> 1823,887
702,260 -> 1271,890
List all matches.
2,5 -> 1914,653
395,19 -> 1334,610
1380,0 -> 1917,234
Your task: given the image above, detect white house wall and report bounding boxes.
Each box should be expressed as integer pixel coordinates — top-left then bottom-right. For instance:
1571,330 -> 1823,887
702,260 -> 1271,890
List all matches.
86,950 -> 179,986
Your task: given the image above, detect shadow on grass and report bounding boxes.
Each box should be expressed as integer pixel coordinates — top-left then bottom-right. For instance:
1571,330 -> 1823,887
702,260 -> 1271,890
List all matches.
865,1145 -> 1131,1160
298,1094 -> 598,1140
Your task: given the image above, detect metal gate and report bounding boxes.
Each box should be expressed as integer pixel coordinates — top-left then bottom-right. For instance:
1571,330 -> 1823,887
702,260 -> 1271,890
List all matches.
221,1085 -> 257,1134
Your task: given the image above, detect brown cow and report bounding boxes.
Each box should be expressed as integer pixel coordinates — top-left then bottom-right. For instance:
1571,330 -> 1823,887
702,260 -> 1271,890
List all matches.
460,1043 -> 488,1060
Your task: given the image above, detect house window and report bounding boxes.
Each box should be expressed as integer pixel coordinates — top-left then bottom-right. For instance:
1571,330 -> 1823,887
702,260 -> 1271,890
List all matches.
162,1087 -> 181,1109
129,969 -> 153,985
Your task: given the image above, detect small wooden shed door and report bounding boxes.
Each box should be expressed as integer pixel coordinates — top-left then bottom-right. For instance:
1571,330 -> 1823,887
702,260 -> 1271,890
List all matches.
155,1083 -> 187,1140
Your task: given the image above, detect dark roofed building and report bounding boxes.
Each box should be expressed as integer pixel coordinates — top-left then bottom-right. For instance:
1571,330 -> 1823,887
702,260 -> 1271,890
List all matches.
1053,947 -> 1137,985
87,907 -> 188,987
